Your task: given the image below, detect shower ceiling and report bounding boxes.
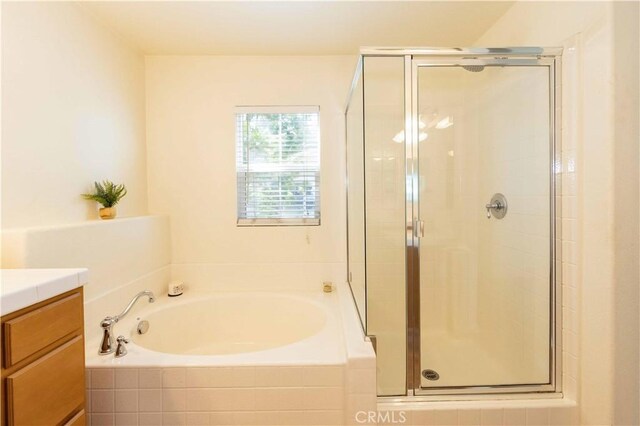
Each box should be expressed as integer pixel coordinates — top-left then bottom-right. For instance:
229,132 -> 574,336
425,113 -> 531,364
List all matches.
80,1 -> 514,55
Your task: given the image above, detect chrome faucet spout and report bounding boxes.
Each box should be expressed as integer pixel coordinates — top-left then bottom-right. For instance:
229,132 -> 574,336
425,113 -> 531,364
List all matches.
98,290 -> 155,355
114,290 -> 155,322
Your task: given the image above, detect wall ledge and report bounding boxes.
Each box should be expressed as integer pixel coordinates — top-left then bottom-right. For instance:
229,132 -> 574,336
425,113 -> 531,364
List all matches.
1,215 -> 168,235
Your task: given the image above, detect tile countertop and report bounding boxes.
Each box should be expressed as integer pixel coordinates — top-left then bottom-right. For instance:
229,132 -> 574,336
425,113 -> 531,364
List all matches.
0,268 -> 88,316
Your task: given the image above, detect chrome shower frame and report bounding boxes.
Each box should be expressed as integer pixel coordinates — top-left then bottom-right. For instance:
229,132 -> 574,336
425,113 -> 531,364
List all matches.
344,47 -> 563,399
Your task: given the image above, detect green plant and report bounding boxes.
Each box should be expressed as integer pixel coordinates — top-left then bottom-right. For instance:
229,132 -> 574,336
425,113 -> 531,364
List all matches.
82,180 -> 127,208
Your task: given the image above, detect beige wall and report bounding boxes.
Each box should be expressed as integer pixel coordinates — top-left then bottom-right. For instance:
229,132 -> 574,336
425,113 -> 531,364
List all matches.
0,3 -> 165,343
1,216 -> 171,341
611,3 -> 640,425
1,2 -> 147,230
478,2 -> 639,424
145,56 -> 354,282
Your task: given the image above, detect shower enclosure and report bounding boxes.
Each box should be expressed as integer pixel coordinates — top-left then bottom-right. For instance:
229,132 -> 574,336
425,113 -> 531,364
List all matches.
345,47 -> 561,397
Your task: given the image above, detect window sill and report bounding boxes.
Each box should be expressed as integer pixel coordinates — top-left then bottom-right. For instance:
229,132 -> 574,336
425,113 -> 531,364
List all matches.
237,218 -> 320,227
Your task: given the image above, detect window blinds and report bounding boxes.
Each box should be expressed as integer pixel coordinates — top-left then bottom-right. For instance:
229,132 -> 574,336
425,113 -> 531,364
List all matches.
236,106 -> 321,226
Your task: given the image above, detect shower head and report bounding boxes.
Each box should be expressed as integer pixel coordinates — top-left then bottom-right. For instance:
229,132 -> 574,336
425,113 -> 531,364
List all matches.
459,58 -> 486,72
461,65 -> 485,73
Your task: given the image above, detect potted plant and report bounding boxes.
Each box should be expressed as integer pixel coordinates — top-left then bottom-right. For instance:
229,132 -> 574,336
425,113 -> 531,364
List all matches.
82,180 -> 127,220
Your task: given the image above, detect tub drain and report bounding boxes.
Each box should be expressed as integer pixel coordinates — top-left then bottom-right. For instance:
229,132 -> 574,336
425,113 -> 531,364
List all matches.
422,369 -> 440,381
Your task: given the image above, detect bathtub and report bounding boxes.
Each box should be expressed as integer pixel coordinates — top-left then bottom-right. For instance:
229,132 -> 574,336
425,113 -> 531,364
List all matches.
84,286 -> 377,425
86,290 -> 346,367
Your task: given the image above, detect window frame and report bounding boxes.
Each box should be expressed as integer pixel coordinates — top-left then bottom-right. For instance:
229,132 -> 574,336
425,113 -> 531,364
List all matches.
235,105 -> 321,227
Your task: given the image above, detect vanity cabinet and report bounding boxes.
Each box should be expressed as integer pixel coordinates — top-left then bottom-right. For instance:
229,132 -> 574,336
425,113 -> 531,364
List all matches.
1,288 -> 86,426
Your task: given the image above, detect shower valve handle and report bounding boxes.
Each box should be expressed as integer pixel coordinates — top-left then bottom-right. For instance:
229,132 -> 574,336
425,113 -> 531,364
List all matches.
485,193 -> 508,219
485,201 -> 502,218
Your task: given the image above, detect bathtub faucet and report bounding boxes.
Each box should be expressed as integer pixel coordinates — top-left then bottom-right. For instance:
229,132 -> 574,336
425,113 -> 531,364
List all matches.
99,290 -> 156,355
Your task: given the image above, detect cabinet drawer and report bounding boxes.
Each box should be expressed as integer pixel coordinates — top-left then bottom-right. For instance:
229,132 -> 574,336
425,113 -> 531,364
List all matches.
6,336 -> 85,425
3,292 -> 83,366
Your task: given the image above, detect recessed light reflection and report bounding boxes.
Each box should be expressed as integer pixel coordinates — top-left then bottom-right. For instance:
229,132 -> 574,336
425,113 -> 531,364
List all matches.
392,116 -> 427,143
392,130 -> 428,143
435,116 -> 454,129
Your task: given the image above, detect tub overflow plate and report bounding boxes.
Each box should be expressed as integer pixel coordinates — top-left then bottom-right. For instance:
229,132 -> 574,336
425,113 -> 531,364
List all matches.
137,320 -> 150,335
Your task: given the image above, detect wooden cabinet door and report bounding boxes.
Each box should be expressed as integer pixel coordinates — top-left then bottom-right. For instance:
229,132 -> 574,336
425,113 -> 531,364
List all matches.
6,336 -> 84,425
3,293 -> 83,367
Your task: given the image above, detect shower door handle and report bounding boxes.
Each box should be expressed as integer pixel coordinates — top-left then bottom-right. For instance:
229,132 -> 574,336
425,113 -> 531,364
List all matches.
414,220 -> 425,238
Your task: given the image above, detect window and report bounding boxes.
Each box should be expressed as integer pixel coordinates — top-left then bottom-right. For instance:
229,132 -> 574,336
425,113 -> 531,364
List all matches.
236,106 -> 320,226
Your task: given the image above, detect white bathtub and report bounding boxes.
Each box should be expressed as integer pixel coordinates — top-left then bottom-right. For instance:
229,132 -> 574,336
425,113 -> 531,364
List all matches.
133,293 -> 327,356
84,285 -> 376,425
85,290 -> 347,367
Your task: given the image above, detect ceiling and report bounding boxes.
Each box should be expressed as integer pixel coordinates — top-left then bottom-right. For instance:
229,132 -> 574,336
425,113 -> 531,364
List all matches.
80,1 -> 514,55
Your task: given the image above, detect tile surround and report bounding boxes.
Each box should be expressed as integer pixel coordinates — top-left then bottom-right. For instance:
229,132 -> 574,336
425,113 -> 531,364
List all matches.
86,364 -> 374,425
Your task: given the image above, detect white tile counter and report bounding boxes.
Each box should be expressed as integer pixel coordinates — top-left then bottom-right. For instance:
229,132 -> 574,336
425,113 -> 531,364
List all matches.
0,268 -> 88,315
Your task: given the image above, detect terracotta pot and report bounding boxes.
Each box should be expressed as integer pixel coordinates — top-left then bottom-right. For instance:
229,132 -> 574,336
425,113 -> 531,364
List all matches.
99,207 -> 117,220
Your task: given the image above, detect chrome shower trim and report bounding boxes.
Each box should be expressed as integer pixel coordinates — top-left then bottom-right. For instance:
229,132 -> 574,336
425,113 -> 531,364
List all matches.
551,53 -> 563,398
359,46 -> 562,57
409,54 -> 424,397
409,53 -> 562,397
344,55 -> 363,113
344,56 -> 367,333
379,389 -> 565,404
405,53 -> 419,395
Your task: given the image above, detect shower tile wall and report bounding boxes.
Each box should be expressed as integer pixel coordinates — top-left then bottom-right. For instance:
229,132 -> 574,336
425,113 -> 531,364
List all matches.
419,68 -> 484,383
475,65 -> 551,384
558,37 -> 580,402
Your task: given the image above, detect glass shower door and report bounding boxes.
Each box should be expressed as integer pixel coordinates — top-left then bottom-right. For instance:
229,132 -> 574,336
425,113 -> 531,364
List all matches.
414,60 -> 555,392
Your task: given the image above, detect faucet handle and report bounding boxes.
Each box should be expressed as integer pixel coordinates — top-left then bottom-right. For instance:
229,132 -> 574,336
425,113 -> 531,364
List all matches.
115,335 -> 130,358
100,316 -> 117,328
98,316 -> 118,355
